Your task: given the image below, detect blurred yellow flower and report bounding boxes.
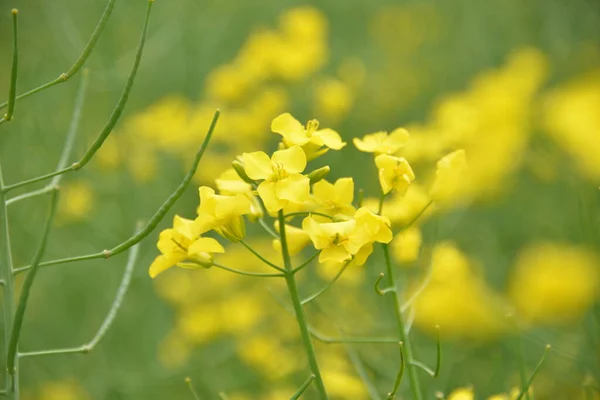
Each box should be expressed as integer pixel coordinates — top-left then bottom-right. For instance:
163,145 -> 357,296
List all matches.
273,222 -> 311,255
509,243 -> 600,324
375,154 -> 415,194
242,146 -> 310,212
391,226 -> 422,264
447,387 -> 474,400
313,78 -> 353,121
149,215 -> 225,278
194,186 -> 252,242
37,381 -> 91,400
430,149 -> 469,205
58,181 -> 94,223
353,128 -> 410,155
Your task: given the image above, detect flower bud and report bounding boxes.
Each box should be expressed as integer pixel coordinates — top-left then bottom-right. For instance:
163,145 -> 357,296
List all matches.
216,216 -> 246,242
232,159 -> 255,184
307,165 -> 331,184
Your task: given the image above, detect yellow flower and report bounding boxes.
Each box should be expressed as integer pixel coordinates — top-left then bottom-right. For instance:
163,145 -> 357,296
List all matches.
272,222 -> 311,255
391,226 -> 422,264
353,128 -> 410,155
271,113 -> 346,159
215,169 -> 263,220
149,216 -> 224,278
509,243 -> 600,324
302,217 -> 358,264
242,146 -> 310,213
447,387 -> 474,400
351,207 -> 393,264
374,154 -> 415,195
312,177 -> 356,217
194,186 -> 252,242
430,149 -> 468,205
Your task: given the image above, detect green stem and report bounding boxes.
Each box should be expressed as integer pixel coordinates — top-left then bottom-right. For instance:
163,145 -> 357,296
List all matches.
212,263 -> 284,278
284,211 -> 334,221
289,374 -> 315,400
2,0 -> 154,194
239,240 -> 284,272
383,243 -> 424,400
0,0 -> 117,111
278,210 -> 328,400
13,110 -> 221,276
301,261 -> 350,305
3,9 -> 19,122
7,189 -> 59,377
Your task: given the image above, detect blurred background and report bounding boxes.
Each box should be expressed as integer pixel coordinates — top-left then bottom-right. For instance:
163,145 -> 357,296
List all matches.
0,0 -> 599,398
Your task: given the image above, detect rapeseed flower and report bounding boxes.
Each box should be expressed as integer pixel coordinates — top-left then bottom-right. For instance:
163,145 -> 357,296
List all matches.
375,154 -> 415,194
353,128 -> 410,155
194,186 -> 253,242
312,177 -> 356,217
242,146 -> 310,213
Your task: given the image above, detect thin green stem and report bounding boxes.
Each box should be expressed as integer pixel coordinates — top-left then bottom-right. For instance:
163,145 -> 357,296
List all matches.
374,272 -> 396,296
239,240 -> 284,272
0,0 -> 117,111
285,211 -> 334,221
301,261 -> 350,305
7,188 -> 59,377
309,327 -> 398,344
278,210 -> 328,400
516,345 -> 551,400
2,0 -> 154,194
13,111 -> 221,275
289,374 -> 315,400
7,70 -> 89,207
185,378 -> 200,400
383,243 -> 424,400
395,200 -> 433,234
18,236 -> 139,360
387,342 -> 405,399
292,250 -> 320,274
212,263 -> 284,278
3,9 -> 19,123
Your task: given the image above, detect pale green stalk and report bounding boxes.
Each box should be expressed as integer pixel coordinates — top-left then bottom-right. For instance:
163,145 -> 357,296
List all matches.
2,0 -> 155,194
289,374 -> 315,400
278,210 -> 328,399
2,9 -> 19,123
301,261 -> 350,305
0,0 -> 117,111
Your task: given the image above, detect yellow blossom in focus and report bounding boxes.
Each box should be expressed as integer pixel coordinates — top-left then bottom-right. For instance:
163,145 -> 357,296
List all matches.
509,243 -> 600,324
272,113 -> 346,159
375,154 -> 415,195
215,168 -> 263,220
149,215 -> 225,278
430,149 -> 469,205
353,128 -> 410,155
312,177 -> 356,217
391,226 -> 422,264
194,186 -> 253,242
303,217 -> 357,264
242,146 -> 310,212
273,222 -> 311,255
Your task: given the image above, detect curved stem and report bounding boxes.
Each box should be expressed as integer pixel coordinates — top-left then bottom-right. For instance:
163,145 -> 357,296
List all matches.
0,0 -> 117,111
212,263 -> 284,278
289,374 -> 315,400
301,261 -> 350,305
239,240 -> 284,273
278,210 -> 328,399
19,234 -> 139,359
7,189 -> 60,376
292,250 -> 320,274
284,211 -> 334,221
13,110 -> 221,275
2,9 -> 19,123
2,0 -> 155,194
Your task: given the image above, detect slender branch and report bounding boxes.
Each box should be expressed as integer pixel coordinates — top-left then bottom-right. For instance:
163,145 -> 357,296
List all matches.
185,377 -> 200,400
285,211 -> 334,221
258,217 -> 279,239
409,361 -> 435,376
13,110 -> 221,275
395,200 -> 433,234
516,345 -> 551,400
2,0 -> 155,194
310,326 -> 399,344
292,250 -> 320,274
301,261 -> 350,305
375,272 -> 395,296
7,70 -> 89,207
289,374 -> 315,400
18,236 -> 140,359
7,188 -> 60,376
387,342 -> 405,400
2,9 -> 19,123
400,255 -> 433,313
0,0 -> 117,111
434,325 -> 441,378
212,263 -> 284,278
239,240 -> 284,272
279,210 -> 328,399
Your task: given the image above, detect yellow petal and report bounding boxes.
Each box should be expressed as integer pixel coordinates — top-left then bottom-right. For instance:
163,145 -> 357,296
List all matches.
149,254 -> 182,278
242,151 -> 273,180
275,174 -> 310,203
257,181 -> 283,213
214,194 -> 252,220
389,127 -> 410,147
334,177 -> 354,205
319,245 -> 352,264
271,113 -> 308,146
314,128 -> 346,150
272,146 -> 306,174
353,131 -> 387,153
188,237 -> 225,256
